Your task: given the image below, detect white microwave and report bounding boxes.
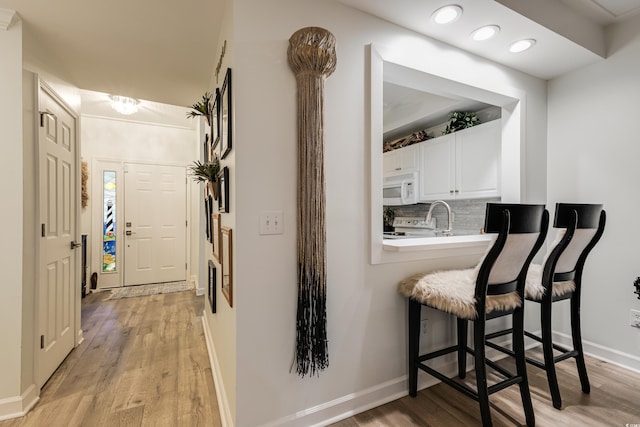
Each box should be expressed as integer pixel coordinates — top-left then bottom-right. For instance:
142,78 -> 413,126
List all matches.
383,171 -> 419,205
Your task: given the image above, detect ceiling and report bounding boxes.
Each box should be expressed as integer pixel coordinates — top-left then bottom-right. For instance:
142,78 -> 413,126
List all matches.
0,0 -> 224,108
337,0 -> 640,137
1,0 -> 639,113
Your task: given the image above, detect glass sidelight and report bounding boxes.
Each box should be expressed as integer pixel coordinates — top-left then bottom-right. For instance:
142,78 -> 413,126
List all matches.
102,171 -> 117,272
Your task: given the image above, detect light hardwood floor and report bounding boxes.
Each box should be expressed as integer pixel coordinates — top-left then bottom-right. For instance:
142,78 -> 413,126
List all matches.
1,290 -> 221,427
332,347 -> 640,426
6,291 -> 640,427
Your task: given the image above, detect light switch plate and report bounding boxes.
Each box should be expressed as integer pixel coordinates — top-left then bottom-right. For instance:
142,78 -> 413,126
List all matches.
260,211 -> 283,235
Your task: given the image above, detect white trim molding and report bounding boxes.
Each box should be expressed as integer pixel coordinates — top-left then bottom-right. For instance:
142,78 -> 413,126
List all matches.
553,331 -> 640,373
0,8 -> 18,31
0,384 -> 39,421
202,317 -> 234,427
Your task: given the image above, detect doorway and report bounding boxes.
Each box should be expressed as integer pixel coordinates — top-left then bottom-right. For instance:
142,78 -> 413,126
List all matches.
37,80 -> 80,387
92,160 -> 188,289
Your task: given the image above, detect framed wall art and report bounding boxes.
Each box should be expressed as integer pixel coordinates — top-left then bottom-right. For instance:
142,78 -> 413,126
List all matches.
221,226 -> 233,307
208,260 -> 216,314
204,193 -> 211,240
211,88 -> 221,150
218,166 -> 229,213
212,212 -> 221,262
220,68 -> 232,160
207,194 -> 214,243
204,133 -> 211,163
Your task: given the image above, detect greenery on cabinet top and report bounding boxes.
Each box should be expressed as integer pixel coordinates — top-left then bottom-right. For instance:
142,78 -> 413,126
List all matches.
383,106 -> 501,153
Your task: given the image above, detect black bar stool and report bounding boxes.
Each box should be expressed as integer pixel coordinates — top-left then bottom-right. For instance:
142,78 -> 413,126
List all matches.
399,203 -> 548,426
488,203 -> 605,409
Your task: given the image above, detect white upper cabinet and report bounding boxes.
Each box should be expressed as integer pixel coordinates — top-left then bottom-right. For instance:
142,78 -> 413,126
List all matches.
419,120 -> 501,201
418,133 -> 455,200
383,144 -> 419,176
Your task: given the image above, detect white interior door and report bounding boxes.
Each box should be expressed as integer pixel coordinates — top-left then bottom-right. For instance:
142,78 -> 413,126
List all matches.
124,163 -> 187,286
38,83 -> 78,386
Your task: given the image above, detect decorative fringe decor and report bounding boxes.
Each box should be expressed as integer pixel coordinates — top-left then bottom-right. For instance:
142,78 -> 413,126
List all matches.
81,160 -> 89,209
287,27 -> 336,377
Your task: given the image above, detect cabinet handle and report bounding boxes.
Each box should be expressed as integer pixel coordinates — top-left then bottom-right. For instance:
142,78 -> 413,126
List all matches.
395,167 -> 401,171
449,190 -> 454,194
455,190 -> 459,193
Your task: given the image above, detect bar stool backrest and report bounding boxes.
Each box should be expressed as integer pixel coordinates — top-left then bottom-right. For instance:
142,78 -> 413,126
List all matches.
479,203 -> 548,299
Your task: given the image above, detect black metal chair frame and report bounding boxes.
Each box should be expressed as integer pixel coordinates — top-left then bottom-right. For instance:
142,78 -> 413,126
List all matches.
408,204 -> 548,427
486,203 -> 605,410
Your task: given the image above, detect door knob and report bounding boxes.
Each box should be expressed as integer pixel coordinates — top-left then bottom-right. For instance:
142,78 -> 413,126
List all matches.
70,241 -> 82,249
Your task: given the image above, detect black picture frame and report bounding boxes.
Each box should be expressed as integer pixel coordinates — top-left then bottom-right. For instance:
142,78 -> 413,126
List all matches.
207,194 -> 214,242
218,166 -> 229,213
220,68 -> 232,160
208,260 -> 216,314
211,88 -> 221,150
204,193 -> 211,240
204,133 -> 211,163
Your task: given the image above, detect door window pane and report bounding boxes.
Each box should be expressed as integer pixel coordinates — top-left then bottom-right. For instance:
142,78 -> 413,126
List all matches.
103,171 -> 117,272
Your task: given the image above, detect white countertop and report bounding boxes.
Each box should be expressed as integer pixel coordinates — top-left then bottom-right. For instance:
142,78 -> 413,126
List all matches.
383,234 -> 494,252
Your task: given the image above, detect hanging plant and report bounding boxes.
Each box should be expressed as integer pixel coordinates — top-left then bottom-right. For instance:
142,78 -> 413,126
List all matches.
442,111 -> 481,135
189,157 -> 220,198
186,92 -> 213,126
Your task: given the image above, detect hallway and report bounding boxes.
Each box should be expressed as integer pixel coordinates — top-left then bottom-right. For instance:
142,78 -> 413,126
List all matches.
0,290 -> 221,426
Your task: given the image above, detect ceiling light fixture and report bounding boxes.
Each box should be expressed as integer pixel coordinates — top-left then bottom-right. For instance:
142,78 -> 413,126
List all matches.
471,25 -> 500,41
110,95 -> 139,115
432,5 -> 463,24
509,39 -> 536,53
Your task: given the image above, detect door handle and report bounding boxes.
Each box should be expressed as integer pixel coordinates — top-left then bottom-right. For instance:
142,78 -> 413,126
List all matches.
126,231 -> 136,236
70,241 -> 82,249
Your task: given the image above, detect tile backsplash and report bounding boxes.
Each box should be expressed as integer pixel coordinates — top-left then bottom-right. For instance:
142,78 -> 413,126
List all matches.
385,198 -> 501,234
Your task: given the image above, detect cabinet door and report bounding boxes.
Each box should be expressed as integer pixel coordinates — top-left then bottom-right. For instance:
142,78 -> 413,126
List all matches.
419,134 -> 455,201
383,144 -> 418,175
399,144 -> 418,171
455,120 -> 501,199
383,150 -> 401,175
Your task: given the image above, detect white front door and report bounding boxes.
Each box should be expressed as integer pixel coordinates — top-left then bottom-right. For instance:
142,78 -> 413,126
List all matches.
124,163 -> 187,286
37,82 -> 79,386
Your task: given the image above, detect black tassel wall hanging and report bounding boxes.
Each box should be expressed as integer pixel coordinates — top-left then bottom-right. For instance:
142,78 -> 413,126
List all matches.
287,27 -> 336,377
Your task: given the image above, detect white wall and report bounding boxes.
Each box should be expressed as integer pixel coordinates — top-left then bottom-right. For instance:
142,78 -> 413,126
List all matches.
231,1 -> 547,426
202,0 -> 237,424
0,17 -> 24,402
80,112 -> 199,288
547,14 -> 640,363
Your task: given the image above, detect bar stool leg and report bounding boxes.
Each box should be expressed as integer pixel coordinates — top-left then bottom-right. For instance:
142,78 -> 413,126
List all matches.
473,320 -> 492,426
408,299 -> 421,397
541,299 -> 562,409
571,293 -> 590,394
457,318 -> 468,378
513,308 -> 535,426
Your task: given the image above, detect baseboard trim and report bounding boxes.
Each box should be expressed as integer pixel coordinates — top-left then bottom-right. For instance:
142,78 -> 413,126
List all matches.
552,331 -> 640,373
0,384 -> 39,421
258,336 -> 520,426
202,317 -> 234,427
193,275 -> 205,296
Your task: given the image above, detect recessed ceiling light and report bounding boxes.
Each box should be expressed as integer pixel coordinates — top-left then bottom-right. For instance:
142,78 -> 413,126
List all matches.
509,39 -> 536,53
432,5 -> 463,24
471,25 -> 500,41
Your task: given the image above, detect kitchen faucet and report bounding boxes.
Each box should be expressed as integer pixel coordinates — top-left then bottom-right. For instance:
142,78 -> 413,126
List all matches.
425,200 -> 453,236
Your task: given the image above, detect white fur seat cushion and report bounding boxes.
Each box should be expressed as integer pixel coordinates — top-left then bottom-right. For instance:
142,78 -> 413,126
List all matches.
398,268 -> 521,320
524,263 -> 576,300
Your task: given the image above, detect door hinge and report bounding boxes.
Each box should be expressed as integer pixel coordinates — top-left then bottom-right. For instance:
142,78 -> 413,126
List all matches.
41,223 -> 46,237
40,335 -> 44,349
185,263 -> 187,270
186,220 -> 188,227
